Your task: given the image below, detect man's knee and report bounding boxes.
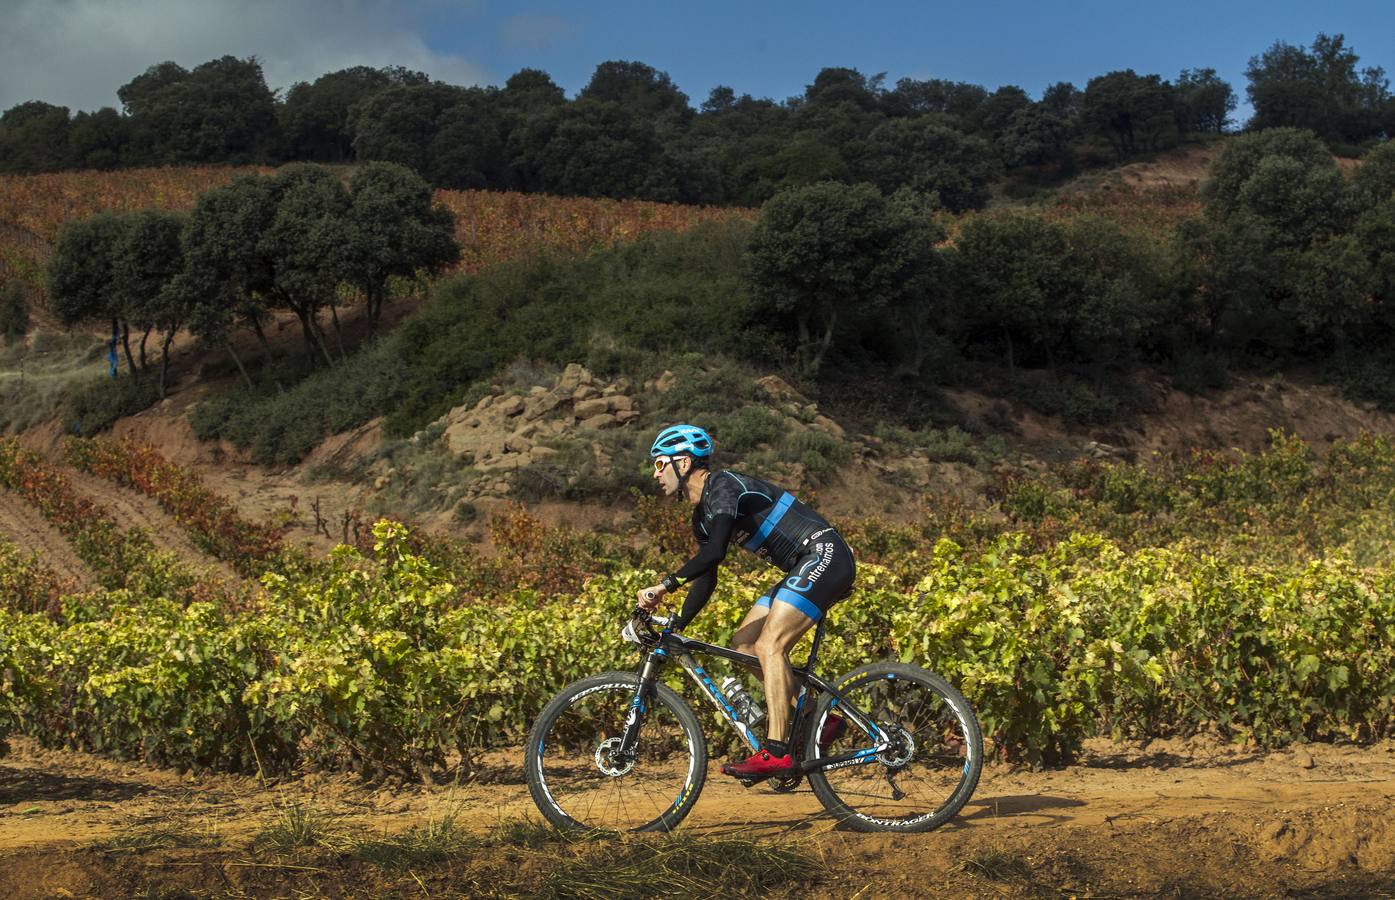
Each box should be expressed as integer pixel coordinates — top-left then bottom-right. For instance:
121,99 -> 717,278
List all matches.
753,633 -> 787,662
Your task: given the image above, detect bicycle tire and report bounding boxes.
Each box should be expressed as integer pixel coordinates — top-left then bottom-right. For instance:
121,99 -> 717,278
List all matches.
525,671 -> 707,833
806,661 -> 982,833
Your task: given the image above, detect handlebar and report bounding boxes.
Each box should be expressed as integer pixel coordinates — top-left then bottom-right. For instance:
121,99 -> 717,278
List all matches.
622,608 -> 672,647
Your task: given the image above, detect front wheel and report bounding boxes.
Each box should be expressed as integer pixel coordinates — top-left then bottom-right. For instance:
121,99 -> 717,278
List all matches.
806,661 -> 982,833
525,671 -> 706,833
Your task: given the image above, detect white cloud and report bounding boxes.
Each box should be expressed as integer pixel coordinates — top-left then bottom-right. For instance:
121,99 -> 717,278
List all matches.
0,0 -> 492,112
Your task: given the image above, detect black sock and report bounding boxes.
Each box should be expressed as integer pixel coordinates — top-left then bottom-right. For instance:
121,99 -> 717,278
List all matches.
764,739 -> 789,757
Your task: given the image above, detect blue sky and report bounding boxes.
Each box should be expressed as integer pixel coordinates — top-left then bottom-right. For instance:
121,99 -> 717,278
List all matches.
3,0 -> 1392,123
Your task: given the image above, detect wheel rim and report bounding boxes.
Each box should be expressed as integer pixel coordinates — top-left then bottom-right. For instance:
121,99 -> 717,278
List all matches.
815,673 -> 976,827
534,683 -> 698,831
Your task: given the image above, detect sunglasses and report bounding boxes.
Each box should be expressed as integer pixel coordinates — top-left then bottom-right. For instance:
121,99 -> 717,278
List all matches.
653,457 -> 677,473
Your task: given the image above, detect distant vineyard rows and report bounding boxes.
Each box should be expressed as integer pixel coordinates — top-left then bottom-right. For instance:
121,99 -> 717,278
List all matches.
0,166 -> 754,299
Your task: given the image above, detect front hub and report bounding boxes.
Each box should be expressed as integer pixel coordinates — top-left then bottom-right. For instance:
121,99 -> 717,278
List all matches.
594,737 -> 636,777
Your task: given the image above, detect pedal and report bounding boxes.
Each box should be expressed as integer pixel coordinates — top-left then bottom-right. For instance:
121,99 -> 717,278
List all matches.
738,777 -> 758,788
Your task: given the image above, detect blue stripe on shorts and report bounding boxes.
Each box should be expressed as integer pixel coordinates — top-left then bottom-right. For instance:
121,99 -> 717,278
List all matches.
772,586 -> 822,621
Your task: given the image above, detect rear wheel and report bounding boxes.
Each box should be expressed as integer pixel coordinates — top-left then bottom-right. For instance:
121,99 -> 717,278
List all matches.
806,661 -> 982,832
525,672 -> 706,833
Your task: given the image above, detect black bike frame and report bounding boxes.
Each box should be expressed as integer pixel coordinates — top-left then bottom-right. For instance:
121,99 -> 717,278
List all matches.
620,619 -> 891,776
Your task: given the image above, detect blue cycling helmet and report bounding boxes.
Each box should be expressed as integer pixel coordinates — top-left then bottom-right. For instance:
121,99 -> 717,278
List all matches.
650,424 -> 714,459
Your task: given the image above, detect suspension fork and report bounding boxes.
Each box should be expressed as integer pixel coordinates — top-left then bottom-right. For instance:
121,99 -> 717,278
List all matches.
618,648 -> 666,756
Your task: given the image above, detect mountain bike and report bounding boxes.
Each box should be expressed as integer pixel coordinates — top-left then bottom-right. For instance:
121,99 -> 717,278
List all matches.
524,608 -> 983,833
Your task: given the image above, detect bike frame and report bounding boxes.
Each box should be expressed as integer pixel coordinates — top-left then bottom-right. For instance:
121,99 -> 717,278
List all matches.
620,618 -> 891,776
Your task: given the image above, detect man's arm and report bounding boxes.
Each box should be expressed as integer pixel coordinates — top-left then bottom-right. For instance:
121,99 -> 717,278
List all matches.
636,514 -> 736,615
662,514 -> 735,590
672,567 -> 717,630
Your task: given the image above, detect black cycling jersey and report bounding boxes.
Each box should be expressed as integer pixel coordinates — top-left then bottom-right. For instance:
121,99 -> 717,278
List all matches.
695,470 -> 833,572
664,469 -> 853,628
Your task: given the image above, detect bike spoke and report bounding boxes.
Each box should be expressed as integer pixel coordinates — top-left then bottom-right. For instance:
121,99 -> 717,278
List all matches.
815,670 -> 978,827
533,682 -> 698,832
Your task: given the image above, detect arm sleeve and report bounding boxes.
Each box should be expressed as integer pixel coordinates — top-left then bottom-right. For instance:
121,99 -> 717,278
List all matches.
673,567 -> 717,631
668,514 -> 735,584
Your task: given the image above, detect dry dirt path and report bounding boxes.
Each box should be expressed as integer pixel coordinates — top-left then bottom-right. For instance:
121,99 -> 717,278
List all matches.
60,467 -> 241,585
0,490 -> 97,590
2,737 -> 1393,897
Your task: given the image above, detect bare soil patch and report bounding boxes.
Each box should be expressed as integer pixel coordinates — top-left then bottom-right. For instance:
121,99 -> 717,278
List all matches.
59,467 -> 241,584
3,736 -> 1393,897
0,490 -> 96,590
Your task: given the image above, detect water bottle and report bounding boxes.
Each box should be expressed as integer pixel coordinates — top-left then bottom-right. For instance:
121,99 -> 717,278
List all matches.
720,676 -> 765,727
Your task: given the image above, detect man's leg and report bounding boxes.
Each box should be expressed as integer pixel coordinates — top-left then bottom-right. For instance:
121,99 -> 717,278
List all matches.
730,596 -> 771,676
752,600 -> 817,750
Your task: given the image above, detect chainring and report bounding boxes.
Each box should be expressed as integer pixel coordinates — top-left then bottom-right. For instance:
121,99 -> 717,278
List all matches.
769,774 -> 804,793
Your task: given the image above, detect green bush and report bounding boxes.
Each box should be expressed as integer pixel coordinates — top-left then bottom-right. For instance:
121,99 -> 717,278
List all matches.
1004,369 -> 1139,425
711,405 -> 786,454
193,221 -> 762,463
7,436 -> 1395,774
0,284 -> 29,345
6,516 -> 1395,772
1169,349 -> 1231,394
783,429 -> 851,482
873,423 -> 988,465
64,374 -> 161,436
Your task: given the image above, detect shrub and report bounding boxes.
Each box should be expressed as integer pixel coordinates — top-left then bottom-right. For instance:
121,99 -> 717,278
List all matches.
0,539 -> 70,618
0,283 -> 29,345
783,429 -> 851,482
712,405 -> 786,454
64,374 -> 161,436
6,436 -> 1395,774
192,221 -> 761,463
1168,349 -> 1231,394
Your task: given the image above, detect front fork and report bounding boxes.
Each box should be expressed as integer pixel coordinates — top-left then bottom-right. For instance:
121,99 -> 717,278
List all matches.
617,649 -> 666,757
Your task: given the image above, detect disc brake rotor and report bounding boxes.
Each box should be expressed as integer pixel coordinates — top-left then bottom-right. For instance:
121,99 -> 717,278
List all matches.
877,727 -> 916,768
594,737 -> 635,777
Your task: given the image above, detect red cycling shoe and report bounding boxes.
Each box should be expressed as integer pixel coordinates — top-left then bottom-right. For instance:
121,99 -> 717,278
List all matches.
721,749 -> 794,778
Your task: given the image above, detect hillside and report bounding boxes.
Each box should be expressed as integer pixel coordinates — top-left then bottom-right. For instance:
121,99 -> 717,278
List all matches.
0,139 -> 1388,547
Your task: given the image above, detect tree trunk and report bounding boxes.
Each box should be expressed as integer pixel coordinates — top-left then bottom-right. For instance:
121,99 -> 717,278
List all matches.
328,301 -> 347,362
108,318 -> 120,379
250,313 -> 275,362
120,320 -> 137,376
895,316 -> 928,377
803,308 -> 838,377
158,330 -> 176,399
294,308 -> 319,364
311,312 -> 335,368
796,315 -> 813,375
225,338 -> 253,391
296,306 -> 335,369
139,326 -> 152,372
367,291 -> 382,338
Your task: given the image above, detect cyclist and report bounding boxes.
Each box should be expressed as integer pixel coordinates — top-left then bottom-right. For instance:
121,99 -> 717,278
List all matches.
637,423 -> 855,778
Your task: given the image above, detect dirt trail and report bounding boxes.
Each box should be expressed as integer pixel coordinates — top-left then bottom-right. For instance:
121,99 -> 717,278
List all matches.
2,737 -> 1393,897
0,490 -> 97,590
60,467 -> 241,584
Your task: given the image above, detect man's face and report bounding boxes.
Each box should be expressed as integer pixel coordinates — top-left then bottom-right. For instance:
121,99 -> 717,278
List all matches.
652,455 -> 687,495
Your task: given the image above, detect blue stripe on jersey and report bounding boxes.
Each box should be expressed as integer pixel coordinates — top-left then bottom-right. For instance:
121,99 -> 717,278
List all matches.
741,492 -> 794,552
773,586 -> 822,621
